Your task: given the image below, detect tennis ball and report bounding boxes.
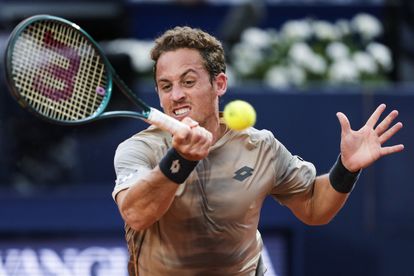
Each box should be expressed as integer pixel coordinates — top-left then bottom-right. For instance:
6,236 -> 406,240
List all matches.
223,100 -> 256,131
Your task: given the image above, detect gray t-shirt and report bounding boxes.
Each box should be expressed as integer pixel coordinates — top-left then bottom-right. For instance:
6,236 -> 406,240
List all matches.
113,122 -> 316,276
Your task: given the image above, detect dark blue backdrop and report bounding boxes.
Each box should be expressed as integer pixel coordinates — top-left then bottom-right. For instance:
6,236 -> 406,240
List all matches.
0,84 -> 412,276
0,2 -> 412,276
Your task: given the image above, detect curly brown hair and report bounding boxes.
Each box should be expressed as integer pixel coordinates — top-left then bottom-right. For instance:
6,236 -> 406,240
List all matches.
150,26 -> 226,82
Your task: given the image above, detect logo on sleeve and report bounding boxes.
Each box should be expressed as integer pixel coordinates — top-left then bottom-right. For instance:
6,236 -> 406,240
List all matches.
233,166 -> 254,181
116,169 -> 138,186
170,160 -> 180,174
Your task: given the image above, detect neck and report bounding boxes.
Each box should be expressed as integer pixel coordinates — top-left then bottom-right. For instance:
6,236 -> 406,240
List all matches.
203,114 -> 226,145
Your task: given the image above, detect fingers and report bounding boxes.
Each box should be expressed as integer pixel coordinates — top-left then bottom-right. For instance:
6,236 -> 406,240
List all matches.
369,105 -> 403,146
336,112 -> 351,135
182,117 -> 199,129
172,117 -> 212,161
379,122 -> 403,144
375,109 -> 399,136
337,104 -> 393,134
366,103 -> 386,128
173,117 -> 207,143
380,144 -> 405,156
173,117 -> 198,141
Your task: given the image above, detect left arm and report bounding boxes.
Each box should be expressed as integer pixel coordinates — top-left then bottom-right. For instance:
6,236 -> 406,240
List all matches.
284,174 -> 348,225
284,104 -> 404,225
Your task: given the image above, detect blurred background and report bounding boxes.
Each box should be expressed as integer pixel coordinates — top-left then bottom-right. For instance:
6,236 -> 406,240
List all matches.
0,0 -> 413,275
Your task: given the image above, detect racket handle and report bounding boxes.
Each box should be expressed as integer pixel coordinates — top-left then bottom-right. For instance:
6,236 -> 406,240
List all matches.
147,108 -> 191,134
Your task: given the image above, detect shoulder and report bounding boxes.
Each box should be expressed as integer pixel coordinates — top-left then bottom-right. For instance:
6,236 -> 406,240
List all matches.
232,127 -> 279,147
241,128 -> 293,161
117,126 -> 171,151
115,126 -> 171,163
246,127 -> 276,142
214,126 -> 281,154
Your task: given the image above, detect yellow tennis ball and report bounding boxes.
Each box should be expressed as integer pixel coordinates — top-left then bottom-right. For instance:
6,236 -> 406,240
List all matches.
223,100 -> 256,131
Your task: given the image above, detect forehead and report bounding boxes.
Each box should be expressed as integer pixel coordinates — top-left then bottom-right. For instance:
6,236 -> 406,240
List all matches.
156,48 -> 206,80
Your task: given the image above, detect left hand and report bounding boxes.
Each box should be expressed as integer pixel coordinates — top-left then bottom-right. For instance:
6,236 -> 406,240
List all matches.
336,103 -> 404,172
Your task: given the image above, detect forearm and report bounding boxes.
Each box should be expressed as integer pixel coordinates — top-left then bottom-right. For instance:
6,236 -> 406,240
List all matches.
118,167 -> 179,231
308,174 -> 350,225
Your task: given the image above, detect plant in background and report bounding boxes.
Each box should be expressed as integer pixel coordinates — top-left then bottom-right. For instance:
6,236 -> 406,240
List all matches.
229,13 -> 393,89
102,39 -> 155,80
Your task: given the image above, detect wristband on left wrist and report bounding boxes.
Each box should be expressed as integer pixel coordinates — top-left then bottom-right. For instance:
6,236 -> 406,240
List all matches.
329,155 -> 361,194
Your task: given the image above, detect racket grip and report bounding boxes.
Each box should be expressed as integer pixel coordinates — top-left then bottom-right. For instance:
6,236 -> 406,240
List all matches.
147,108 -> 191,134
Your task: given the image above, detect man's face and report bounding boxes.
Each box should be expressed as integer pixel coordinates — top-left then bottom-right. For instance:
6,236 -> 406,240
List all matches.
155,48 -> 226,127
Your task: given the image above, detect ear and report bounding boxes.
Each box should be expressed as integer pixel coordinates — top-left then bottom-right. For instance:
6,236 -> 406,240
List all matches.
214,72 -> 227,97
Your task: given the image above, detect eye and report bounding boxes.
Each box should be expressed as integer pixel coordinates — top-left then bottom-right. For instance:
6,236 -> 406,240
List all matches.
183,79 -> 195,87
160,83 -> 172,92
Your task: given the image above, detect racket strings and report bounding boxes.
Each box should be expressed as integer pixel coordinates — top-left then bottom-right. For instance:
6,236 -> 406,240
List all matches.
10,20 -> 108,122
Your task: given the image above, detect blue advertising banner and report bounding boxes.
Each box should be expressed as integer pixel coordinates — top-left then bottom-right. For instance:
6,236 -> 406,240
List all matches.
0,232 -> 289,276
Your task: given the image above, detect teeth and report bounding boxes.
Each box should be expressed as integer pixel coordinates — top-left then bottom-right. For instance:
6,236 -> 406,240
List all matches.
174,108 -> 190,115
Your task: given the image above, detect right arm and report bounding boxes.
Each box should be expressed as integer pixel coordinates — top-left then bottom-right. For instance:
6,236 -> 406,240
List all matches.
115,118 -> 212,231
115,167 -> 182,231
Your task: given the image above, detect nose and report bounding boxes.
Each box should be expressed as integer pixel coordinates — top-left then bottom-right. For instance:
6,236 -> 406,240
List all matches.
171,86 -> 186,102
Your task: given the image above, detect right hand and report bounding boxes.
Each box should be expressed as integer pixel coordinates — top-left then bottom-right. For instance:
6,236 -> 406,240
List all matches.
172,117 -> 212,161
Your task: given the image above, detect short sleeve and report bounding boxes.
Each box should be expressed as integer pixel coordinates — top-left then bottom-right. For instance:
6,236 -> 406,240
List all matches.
112,137 -> 155,201
270,138 -> 316,203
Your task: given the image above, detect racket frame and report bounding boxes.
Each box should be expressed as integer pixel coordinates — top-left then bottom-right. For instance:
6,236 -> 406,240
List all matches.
5,14 -> 151,125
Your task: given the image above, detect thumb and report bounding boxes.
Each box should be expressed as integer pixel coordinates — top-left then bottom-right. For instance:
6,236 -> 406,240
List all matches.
336,112 -> 351,136
173,118 -> 194,142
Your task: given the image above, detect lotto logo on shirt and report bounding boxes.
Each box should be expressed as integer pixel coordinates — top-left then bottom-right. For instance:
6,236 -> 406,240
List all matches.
233,166 -> 254,181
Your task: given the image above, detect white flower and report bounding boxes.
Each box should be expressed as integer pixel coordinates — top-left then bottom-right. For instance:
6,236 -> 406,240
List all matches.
366,42 -> 393,71
227,12 -> 391,86
312,20 -> 339,41
129,41 -> 155,73
264,64 -> 306,88
288,42 -> 314,65
335,19 -> 351,37
328,59 -> 359,83
308,54 -> 327,75
264,65 -> 290,88
241,27 -> 272,49
266,29 -> 281,45
102,39 -> 154,73
351,13 -> 382,40
352,51 -> 378,74
326,42 -> 350,61
288,42 -> 327,74
231,43 -> 264,75
287,64 -> 306,85
281,19 -> 313,41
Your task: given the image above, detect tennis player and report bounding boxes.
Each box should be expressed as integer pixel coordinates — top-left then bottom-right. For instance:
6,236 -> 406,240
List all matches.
112,26 -> 404,275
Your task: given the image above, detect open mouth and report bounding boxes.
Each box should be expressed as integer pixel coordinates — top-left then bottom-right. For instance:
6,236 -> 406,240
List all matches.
173,107 -> 191,117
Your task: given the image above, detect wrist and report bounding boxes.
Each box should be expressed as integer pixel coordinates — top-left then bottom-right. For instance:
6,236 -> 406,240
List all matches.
159,148 -> 199,184
329,154 -> 361,194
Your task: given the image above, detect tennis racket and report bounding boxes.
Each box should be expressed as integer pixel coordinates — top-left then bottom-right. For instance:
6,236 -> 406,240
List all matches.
4,14 -> 188,134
